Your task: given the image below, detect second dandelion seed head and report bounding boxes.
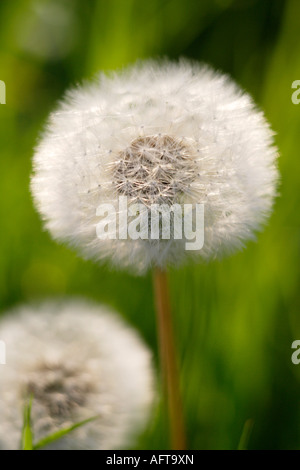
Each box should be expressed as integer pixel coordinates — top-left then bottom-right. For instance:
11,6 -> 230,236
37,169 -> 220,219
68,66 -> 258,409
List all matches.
0,300 -> 155,450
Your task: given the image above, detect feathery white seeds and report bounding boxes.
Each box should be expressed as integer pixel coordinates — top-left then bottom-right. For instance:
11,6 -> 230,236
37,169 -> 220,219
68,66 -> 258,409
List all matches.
31,60 -> 279,273
0,300 -> 155,450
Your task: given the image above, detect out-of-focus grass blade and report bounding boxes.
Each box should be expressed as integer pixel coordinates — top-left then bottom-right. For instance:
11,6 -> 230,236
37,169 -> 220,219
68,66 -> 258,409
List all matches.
238,419 -> 254,450
21,396 -> 34,451
33,416 -> 99,450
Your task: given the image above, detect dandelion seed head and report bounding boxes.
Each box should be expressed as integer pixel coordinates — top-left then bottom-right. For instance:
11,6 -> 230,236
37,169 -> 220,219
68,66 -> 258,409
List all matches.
31,60 -> 279,273
0,300 -> 155,450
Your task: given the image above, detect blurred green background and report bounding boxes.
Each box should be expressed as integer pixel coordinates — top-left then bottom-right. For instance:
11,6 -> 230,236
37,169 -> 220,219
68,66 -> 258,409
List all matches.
0,0 -> 299,450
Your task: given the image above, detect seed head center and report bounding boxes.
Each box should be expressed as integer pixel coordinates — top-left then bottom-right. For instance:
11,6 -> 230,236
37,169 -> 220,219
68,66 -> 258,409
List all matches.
24,362 -> 94,419
113,135 -> 197,206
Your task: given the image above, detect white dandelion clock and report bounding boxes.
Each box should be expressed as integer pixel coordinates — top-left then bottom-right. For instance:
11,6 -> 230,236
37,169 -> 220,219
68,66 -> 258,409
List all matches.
31,60 -> 278,274
30,59 -> 279,450
0,300 -> 155,450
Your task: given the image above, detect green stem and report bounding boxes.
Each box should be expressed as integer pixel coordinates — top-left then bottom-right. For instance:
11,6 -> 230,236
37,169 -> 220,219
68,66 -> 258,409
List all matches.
153,267 -> 186,450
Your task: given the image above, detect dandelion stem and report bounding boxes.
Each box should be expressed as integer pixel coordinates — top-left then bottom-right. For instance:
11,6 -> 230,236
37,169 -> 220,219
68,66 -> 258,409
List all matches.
152,267 -> 186,450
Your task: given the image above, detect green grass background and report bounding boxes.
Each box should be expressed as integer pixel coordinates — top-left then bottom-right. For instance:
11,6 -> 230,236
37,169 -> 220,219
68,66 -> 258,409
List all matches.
0,0 -> 299,450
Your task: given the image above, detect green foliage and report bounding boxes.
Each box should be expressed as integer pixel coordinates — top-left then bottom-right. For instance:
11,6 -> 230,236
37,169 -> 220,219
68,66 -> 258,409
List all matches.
237,419 -> 254,451
20,396 -> 98,450
21,397 -> 34,451
33,417 -> 99,450
0,0 -> 298,450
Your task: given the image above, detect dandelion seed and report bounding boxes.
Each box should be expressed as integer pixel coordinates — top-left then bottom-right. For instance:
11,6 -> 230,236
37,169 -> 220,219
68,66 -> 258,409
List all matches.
0,300 -> 155,450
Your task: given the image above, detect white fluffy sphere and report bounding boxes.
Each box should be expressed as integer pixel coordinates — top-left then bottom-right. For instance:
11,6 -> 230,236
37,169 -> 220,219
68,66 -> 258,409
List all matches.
31,60 -> 279,274
0,300 -> 155,450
